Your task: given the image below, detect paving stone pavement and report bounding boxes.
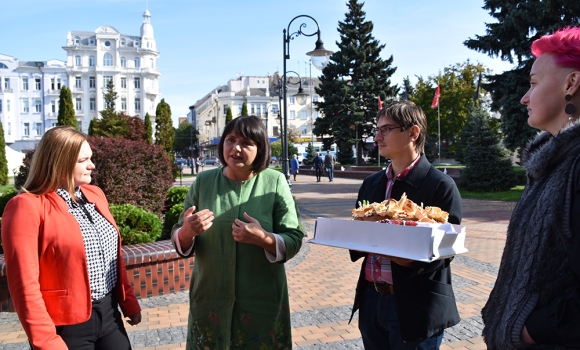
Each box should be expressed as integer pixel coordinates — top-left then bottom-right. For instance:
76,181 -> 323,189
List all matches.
0,175 -> 515,349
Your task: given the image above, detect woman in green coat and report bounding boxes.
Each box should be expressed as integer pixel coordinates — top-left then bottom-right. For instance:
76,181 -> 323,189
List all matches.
171,116 -> 304,350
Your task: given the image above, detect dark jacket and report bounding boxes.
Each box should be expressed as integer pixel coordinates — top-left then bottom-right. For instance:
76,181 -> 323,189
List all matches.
314,156 -> 324,168
350,155 -> 462,343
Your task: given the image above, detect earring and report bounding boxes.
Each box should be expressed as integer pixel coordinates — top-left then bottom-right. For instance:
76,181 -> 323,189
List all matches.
565,94 -> 576,118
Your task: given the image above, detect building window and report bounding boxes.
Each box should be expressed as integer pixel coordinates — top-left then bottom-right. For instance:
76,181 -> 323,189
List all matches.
238,104 -> 243,115
150,98 -> 154,111
75,77 -> 81,88
4,78 -> 10,90
35,78 -> 41,90
75,98 -> 81,111
251,104 -> 255,115
313,96 -> 319,102
51,100 -> 56,113
134,57 -> 140,68
313,111 -> 319,119
6,99 -> 10,112
78,121 -> 82,130
89,38 -> 95,45
289,96 -> 295,104
262,104 -> 267,116
135,98 -> 141,111
57,78 -> 61,89
22,77 -> 28,90
150,58 -> 154,68
7,122 -> 10,135
75,55 -> 81,66
22,100 -> 29,113
23,123 -> 29,136
120,77 -> 126,89
121,98 -> 127,110
51,122 -> 57,128
89,98 -> 96,111
273,126 -> 279,136
0,100 -> 2,112
36,123 -> 42,136
89,77 -> 96,88
103,76 -> 113,86
51,78 -> 55,90
301,111 -> 307,120
223,104 -> 228,115
103,54 -> 113,67
272,104 -> 279,114
35,100 -> 41,113
121,38 -> 126,46
301,126 -> 308,135
89,56 -> 95,67
290,111 -> 296,120
120,57 -> 126,67
74,37 -> 80,45
134,77 -> 140,89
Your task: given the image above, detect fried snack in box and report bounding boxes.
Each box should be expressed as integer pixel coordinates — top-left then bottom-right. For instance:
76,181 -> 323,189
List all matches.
352,193 -> 448,223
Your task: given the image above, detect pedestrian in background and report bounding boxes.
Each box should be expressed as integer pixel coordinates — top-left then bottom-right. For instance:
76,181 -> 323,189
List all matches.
324,150 -> 336,182
1,126 -> 141,350
482,26 -> 580,349
314,152 -> 324,182
291,154 -> 300,181
171,116 -> 303,349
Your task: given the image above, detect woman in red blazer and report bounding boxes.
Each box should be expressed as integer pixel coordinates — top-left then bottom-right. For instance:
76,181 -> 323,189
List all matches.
2,126 -> 141,350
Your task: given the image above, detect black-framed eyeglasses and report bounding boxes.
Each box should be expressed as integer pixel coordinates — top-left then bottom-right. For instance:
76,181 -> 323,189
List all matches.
372,125 -> 403,136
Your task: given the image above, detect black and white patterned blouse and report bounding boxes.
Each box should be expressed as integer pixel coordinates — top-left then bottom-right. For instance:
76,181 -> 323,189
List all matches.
56,188 -> 118,301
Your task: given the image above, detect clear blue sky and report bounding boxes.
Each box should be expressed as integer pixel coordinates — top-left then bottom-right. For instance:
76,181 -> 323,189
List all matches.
0,0 -> 515,126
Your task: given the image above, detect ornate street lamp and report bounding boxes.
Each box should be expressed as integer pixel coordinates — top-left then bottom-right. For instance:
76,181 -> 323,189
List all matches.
282,15 -> 332,186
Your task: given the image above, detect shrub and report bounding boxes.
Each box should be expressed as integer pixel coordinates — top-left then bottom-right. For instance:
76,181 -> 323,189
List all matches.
166,186 -> 189,207
0,189 -> 17,217
88,137 -> 174,215
14,150 -> 34,190
162,203 -> 184,239
110,204 -> 162,244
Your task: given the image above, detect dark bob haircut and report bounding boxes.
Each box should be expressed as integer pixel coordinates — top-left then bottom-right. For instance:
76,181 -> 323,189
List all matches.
376,100 -> 427,154
217,115 -> 271,173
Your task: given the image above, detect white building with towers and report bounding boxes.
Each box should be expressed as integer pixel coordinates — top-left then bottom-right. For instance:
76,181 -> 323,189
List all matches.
0,10 -> 160,148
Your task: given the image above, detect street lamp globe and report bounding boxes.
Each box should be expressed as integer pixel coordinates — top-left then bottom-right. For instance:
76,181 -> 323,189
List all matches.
306,39 -> 333,70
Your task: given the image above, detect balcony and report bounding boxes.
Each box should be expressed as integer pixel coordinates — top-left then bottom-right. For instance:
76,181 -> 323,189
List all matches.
145,88 -> 160,96
73,87 -> 83,93
1,89 -> 13,93
47,90 -> 60,95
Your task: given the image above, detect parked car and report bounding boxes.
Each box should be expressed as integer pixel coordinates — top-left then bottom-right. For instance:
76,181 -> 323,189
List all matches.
175,157 -> 187,167
200,156 -> 220,165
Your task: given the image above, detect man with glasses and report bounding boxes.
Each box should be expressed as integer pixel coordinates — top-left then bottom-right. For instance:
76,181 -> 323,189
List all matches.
349,101 -> 462,349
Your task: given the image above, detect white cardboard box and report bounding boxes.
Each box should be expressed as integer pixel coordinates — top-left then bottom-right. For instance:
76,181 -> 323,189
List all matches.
309,217 -> 468,262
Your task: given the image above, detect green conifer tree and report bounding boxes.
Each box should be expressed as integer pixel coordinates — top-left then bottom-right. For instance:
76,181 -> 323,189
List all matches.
315,0 -> 398,165
0,122 -> 8,185
144,113 -> 153,144
459,103 -> 517,192
92,81 -> 128,138
154,98 -> 175,154
241,102 -> 248,116
226,106 -> 233,125
57,86 -> 78,129
304,142 -> 317,165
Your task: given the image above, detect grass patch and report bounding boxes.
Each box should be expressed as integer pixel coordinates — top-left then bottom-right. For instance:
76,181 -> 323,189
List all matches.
460,185 -> 524,202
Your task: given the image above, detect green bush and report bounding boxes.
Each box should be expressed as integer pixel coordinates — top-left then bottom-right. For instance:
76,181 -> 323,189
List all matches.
162,203 -> 184,239
0,189 -> 17,217
110,204 -> 162,245
166,186 -> 189,207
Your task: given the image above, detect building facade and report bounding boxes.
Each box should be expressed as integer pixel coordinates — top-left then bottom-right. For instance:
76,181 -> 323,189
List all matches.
0,10 -> 160,147
188,73 -> 322,157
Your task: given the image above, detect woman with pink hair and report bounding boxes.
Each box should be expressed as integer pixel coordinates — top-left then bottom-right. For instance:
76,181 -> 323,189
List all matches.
482,27 -> 580,349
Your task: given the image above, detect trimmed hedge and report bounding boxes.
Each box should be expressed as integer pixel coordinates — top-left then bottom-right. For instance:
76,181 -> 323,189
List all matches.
110,204 -> 162,244
166,186 -> 189,207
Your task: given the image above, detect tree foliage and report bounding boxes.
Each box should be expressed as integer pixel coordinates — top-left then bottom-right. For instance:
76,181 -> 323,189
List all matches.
0,123 -> 8,185
144,113 -> 153,144
303,142 -> 317,165
270,140 -> 297,161
314,0 -> 398,165
411,61 -> 487,160
174,122 -> 199,157
459,103 -> 517,192
154,98 -> 175,155
91,81 -> 128,138
464,0 -> 580,151
57,86 -> 77,129
226,106 -> 233,124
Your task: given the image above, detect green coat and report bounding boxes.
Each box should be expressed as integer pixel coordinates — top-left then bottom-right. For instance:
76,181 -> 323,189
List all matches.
172,168 -> 303,350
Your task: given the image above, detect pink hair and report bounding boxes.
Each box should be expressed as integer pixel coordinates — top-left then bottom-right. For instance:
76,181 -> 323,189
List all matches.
531,27 -> 580,70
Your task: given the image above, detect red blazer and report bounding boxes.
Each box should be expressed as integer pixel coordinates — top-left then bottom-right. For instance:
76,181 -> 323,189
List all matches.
1,185 -> 141,350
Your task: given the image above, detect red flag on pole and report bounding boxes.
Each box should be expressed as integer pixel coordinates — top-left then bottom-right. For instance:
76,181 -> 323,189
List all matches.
431,84 -> 440,109
378,96 -> 383,109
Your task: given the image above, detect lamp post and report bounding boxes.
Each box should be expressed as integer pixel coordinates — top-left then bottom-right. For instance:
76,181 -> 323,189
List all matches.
282,15 -> 332,186
188,105 -> 196,174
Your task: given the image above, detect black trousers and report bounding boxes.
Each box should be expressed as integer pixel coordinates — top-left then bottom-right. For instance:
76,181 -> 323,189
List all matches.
52,292 -> 132,350
315,166 -> 323,181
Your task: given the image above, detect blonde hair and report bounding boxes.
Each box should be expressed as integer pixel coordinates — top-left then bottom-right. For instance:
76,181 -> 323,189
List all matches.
22,126 -> 87,197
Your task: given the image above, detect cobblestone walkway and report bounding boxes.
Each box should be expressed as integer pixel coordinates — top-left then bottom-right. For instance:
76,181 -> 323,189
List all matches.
0,175 -> 514,349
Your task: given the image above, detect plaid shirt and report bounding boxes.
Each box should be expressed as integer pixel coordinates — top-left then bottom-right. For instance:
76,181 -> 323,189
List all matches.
56,188 -> 118,300
364,154 -> 421,284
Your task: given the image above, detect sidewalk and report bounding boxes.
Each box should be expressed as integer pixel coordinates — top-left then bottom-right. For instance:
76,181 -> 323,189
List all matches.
0,174 -> 514,349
